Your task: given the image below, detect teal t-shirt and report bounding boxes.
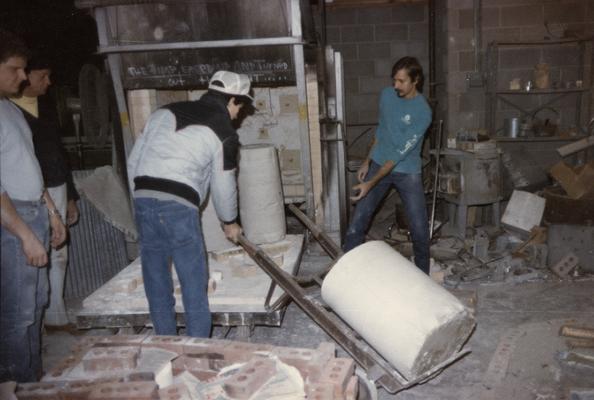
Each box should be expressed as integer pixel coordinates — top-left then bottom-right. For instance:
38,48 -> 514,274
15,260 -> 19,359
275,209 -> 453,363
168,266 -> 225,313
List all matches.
370,87 -> 432,173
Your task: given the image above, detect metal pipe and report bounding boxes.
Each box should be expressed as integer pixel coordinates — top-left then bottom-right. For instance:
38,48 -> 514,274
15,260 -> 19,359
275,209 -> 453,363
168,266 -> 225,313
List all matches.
288,203 -> 343,259
429,120 -> 443,239
428,0 -> 436,99
473,0 -> 482,72
98,36 -> 304,54
76,0 -> 239,8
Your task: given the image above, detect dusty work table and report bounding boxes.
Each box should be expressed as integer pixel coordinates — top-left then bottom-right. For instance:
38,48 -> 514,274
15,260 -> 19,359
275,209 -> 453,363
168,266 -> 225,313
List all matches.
77,234 -> 305,333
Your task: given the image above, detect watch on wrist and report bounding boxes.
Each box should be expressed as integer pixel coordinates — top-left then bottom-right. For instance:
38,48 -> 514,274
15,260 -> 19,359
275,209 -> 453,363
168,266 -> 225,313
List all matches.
48,208 -> 61,218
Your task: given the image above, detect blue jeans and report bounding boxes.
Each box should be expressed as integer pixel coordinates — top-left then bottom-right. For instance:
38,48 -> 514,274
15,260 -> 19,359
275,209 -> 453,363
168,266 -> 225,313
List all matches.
344,161 -> 430,274
134,198 -> 211,337
0,200 -> 49,383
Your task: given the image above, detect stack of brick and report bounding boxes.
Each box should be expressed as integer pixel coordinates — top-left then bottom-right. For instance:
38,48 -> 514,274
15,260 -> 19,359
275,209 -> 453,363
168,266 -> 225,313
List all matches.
13,335 -> 360,399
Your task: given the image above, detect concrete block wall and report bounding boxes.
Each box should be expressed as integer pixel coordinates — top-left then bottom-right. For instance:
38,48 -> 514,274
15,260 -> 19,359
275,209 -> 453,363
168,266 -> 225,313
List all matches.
447,0 -> 594,136
324,2 -> 430,159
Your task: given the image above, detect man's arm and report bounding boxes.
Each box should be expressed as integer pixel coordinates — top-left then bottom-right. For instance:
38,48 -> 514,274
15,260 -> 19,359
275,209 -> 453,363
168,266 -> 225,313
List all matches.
0,192 -> 48,267
350,160 -> 395,202
42,189 -> 66,248
350,135 -> 395,202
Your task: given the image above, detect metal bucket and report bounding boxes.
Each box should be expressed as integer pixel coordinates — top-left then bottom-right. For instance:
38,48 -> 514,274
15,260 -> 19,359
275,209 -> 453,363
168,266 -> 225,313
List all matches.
503,117 -> 520,138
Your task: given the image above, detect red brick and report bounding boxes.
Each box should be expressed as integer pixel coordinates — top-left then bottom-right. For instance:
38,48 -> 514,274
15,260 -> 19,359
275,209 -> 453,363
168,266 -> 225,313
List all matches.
222,357 -> 277,399
317,358 -> 356,398
182,337 -> 230,358
15,382 -> 61,400
142,335 -> 188,354
88,381 -> 158,399
96,334 -> 148,347
82,346 -> 140,372
305,382 -> 335,400
60,378 -> 122,400
171,355 -> 223,381
41,355 -> 79,381
344,375 -> 359,400
158,383 -> 192,400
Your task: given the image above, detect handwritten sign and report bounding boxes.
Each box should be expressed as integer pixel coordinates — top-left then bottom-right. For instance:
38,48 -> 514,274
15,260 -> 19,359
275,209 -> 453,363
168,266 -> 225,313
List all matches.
120,48 -> 295,89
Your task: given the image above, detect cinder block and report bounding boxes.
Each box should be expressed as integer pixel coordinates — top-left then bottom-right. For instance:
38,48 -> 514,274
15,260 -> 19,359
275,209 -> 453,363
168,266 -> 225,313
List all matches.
15,382 -> 61,400
331,44 -> 357,61
222,357 -> 277,400
550,252 -> 579,278
357,6 -> 392,24
88,381 -> 158,399
458,92 -> 485,112
142,335 -> 188,354
326,26 -> 340,44
344,93 -> 377,112
458,8 -> 499,29
343,61 -> 375,78
500,5 -> 542,27
499,48 -> 540,69
318,358 -> 356,397
374,24 -> 408,42
544,2 -> 586,24
340,26 -> 374,43
82,346 -> 140,372
326,8 -> 358,26
409,23 -> 428,41
158,383 -> 192,400
391,3 -> 425,23
458,51 -> 474,72
358,76 -> 390,95
358,43 -> 392,61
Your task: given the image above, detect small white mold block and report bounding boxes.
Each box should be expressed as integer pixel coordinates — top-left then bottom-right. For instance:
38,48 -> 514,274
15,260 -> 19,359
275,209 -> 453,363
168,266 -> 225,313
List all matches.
501,190 -> 546,237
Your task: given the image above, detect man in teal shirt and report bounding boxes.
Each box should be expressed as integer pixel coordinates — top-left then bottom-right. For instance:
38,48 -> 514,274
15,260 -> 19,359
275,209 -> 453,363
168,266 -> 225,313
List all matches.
344,56 -> 432,274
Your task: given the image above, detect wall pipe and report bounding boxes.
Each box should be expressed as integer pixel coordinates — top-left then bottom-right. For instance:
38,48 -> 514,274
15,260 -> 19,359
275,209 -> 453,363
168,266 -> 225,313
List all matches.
473,0 -> 482,73
428,0 -> 436,99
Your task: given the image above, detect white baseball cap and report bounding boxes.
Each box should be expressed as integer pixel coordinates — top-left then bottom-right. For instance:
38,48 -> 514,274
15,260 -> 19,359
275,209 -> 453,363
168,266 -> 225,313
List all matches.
208,70 -> 253,100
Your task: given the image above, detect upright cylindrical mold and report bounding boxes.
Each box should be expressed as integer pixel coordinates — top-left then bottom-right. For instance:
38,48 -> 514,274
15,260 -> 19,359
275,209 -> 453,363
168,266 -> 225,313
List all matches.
238,144 -> 286,244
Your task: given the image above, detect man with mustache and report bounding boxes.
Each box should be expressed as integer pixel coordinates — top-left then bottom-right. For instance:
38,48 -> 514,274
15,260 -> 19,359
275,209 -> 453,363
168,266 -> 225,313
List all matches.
344,56 -> 432,275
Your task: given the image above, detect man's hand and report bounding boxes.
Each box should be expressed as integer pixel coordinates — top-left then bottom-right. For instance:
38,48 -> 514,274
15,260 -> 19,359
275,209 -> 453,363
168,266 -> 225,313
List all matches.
50,213 -> 67,249
350,181 -> 372,203
357,161 -> 369,182
21,232 -> 48,267
222,222 -> 242,243
66,199 -> 79,226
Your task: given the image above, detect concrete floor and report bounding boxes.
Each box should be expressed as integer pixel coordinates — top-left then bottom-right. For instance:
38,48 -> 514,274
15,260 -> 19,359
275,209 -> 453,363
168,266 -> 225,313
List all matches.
43,249 -> 594,399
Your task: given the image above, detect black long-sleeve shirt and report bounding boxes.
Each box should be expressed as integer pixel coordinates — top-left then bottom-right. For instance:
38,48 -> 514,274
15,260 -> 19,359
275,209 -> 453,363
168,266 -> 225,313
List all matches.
16,96 -> 79,201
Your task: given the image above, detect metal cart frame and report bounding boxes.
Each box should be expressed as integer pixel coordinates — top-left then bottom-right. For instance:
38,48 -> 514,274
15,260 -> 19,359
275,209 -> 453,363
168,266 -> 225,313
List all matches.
236,204 -> 471,394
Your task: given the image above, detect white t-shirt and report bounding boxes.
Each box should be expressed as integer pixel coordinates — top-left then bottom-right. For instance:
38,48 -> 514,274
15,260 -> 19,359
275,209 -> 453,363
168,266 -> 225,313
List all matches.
0,98 -> 44,201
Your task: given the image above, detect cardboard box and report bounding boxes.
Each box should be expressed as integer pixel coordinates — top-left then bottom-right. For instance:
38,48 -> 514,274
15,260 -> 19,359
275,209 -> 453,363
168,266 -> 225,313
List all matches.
549,161 -> 594,199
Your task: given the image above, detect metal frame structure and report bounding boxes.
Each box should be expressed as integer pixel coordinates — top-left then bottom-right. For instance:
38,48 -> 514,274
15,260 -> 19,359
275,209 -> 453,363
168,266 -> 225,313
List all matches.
485,37 -> 593,136
236,204 -> 471,394
88,0 -> 315,218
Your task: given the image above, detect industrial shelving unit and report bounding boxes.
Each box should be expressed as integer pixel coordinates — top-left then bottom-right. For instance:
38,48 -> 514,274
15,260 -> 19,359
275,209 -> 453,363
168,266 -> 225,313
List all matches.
485,37 -> 593,137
